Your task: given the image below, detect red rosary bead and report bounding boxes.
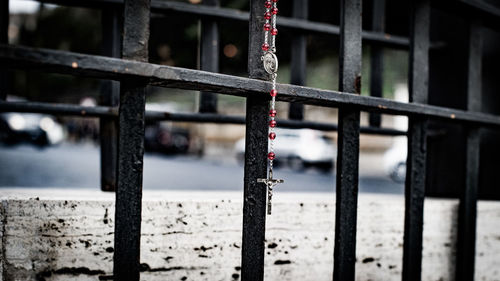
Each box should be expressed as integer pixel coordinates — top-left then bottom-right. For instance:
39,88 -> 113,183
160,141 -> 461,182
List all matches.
264,12 -> 272,20
272,0 -> 278,2
268,152 -> 275,160
264,23 -> 271,31
271,28 -> 278,35
270,89 -> 277,97
269,109 -> 277,117
269,132 -> 276,140
269,120 -> 277,128
262,43 -> 269,51
265,1 -> 272,8
271,7 -> 278,14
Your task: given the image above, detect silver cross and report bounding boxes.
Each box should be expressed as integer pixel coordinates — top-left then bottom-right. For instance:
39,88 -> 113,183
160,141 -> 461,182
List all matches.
257,169 -> 284,215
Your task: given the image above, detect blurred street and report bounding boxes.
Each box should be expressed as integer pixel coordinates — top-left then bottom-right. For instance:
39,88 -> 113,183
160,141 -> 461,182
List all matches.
0,143 -> 403,194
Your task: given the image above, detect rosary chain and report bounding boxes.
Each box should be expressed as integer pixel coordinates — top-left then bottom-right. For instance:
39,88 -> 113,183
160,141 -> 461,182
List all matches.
258,0 -> 283,215
262,0 -> 278,173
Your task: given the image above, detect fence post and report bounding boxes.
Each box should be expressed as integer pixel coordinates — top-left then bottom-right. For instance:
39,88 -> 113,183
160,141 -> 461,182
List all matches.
456,19 -> 482,281
241,0 -> 268,280
0,0 -> 8,101
333,0 -> 362,280
100,9 -> 121,192
369,0 -> 385,127
199,0 -> 219,113
402,1 -> 430,280
113,0 -> 150,280
288,0 -> 308,120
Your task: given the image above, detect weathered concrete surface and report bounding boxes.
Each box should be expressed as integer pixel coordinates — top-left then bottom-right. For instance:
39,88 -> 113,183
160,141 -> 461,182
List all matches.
0,189 -> 499,281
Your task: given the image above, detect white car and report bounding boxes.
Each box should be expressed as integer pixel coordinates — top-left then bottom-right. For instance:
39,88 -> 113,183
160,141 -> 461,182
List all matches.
234,128 -> 336,171
383,137 -> 407,183
383,84 -> 409,183
0,112 -> 65,146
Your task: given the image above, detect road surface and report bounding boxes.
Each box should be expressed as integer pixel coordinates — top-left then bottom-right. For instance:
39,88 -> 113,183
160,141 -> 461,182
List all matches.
0,143 -> 403,194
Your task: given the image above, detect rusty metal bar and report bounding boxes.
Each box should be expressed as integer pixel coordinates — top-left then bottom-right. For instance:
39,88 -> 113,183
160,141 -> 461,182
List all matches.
434,0 -> 500,30
0,0 -> 6,47
369,0 -> 385,127
402,1 -> 430,280
333,0 -> 362,280
113,0 -> 150,279
151,1 -> 408,48
456,19 -> 482,281
0,101 -> 116,117
30,0 -> 410,48
198,0 -> 219,113
241,0 -> 268,280
0,0 -> 8,101
288,0 -> 307,120
3,45 -> 500,127
0,100 -> 407,136
100,8 -> 122,192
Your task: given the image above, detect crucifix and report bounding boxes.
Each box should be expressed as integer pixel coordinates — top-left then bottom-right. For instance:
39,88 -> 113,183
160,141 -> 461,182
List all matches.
257,169 -> 284,215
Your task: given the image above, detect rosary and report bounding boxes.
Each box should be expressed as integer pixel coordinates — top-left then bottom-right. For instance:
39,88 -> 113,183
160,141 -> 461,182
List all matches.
256,0 -> 284,215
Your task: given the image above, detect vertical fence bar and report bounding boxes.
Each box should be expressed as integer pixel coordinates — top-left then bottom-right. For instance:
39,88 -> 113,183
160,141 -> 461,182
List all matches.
0,0 -> 8,101
100,9 -> 121,192
402,1 -> 430,280
113,0 -> 150,280
241,0 -> 268,280
0,0 -> 7,49
455,19 -> 482,281
288,0 -> 308,120
333,0 -> 362,280
368,0 -> 385,127
199,0 -> 219,113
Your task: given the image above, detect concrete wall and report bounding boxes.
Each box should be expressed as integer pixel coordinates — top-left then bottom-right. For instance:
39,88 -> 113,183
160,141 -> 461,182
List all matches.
1,190 -> 499,281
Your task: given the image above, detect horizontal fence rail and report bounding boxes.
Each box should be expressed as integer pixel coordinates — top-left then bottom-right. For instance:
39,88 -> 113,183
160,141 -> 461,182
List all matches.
27,0 -> 500,20
1,44 -> 500,128
28,0 -> 500,45
435,0 -> 500,29
29,0 -> 410,48
0,101 -> 407,135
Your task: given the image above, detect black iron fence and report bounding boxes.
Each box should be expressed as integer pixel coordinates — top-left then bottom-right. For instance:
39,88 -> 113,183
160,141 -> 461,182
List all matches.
0,0 -> 498,280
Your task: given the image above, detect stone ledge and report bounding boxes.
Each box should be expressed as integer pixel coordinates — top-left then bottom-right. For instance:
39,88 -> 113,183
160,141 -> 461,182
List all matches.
0,189 -> 499,280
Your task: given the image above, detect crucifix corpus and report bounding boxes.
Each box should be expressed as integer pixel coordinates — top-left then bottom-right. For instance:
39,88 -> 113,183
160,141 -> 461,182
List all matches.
257,169 -> 284,215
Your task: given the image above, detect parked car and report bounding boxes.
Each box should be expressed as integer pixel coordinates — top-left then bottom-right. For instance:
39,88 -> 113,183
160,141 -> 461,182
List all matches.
0,112 -> 65,146
383,85 -> 409,183
144,123 -> 190,154
383,137 -> 407,183
234,128 -> 336,171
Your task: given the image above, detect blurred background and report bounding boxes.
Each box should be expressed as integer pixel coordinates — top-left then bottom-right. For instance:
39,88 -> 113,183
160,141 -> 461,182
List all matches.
0,0 -> 411,193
